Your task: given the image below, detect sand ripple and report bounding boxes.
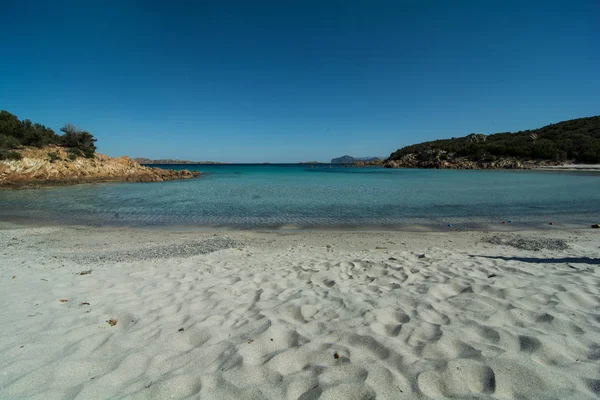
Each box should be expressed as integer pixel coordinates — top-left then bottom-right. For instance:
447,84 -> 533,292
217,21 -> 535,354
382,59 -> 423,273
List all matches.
1,230 -> 599,399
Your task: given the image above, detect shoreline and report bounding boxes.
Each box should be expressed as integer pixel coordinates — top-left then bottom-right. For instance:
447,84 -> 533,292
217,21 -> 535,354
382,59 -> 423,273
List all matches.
2,163 -> 599,190
0,175 -> 201,190
0,170 -> 201,190
533,164 -> 600,171
0,146 -> 201,190
1,215 -> 598,233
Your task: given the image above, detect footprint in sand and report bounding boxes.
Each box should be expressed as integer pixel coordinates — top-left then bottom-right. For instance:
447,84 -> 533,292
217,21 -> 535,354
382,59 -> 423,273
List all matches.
418,358 -> 495,398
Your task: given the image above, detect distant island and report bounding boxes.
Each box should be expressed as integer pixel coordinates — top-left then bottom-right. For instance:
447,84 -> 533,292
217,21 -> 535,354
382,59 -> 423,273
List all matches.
132,158 -> 228,165
0,110 -> 200,188
384,116 -> 600,169
331,155 -> 382,164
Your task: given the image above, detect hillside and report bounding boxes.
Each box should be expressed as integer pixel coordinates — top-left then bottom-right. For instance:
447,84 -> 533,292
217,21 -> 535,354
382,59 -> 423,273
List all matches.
1,110 -> 97,160
331,155 -> 382,164
386,116 -> 600,169
0,110 -> 200,187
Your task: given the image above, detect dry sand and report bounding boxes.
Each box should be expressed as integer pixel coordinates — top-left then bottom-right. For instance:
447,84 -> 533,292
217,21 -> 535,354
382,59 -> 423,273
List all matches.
535,164 -> 600,171
0,224 -> 599,399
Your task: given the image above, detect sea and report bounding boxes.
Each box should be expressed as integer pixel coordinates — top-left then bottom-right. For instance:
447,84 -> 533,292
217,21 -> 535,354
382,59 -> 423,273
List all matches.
1,164 -> 599,230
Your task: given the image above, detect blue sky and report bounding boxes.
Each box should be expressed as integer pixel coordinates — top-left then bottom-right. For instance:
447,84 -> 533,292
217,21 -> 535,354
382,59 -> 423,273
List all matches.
1,1 -> 599,163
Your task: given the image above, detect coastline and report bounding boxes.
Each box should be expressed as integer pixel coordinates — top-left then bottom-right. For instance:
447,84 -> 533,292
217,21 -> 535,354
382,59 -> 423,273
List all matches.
1,222 -> 599,399
0,146 -> 200,189
0,213 -> 597,232
533,164 -> 600,171
3,154 -> 600,191
0,173 -> 200,190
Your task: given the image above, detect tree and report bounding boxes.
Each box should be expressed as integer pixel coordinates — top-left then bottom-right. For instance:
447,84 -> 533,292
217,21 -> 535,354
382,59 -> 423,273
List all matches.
60,123 -> 97,158
388,116 -> 600,164
0,110 -> 98,159
22,122 -> 57,148
0,110 -> 24,140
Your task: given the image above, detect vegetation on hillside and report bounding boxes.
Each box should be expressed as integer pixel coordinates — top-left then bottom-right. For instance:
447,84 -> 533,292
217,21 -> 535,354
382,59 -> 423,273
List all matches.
331,155 -> 381,164
0,110 -> 97,160
388,116 -> 600,164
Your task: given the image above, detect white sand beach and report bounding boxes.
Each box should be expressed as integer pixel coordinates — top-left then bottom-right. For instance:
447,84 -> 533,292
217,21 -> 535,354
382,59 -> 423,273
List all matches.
535,165 -> 600,171
1,224 -> 599,399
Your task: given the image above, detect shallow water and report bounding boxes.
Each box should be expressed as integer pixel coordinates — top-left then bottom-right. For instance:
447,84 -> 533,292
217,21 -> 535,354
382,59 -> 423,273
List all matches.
1,164 -> 599,229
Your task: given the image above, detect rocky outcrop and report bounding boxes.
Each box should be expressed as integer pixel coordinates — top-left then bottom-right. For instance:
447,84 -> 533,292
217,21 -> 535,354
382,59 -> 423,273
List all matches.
465,133 -> 487,143
353,159 -> 384,167
387,116 -> 600,167
383,149 -> 533,169
0,146 -> 200,188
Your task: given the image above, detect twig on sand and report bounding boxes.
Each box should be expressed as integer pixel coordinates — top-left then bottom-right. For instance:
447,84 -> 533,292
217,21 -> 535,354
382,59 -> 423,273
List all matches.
77,269 -> 93,275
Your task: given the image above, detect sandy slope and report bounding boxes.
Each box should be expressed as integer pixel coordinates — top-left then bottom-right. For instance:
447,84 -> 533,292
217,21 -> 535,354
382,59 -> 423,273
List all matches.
0,226 -> 599,399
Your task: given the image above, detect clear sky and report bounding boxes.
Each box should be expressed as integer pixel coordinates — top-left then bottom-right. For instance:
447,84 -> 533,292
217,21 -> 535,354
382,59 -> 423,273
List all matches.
1,1 -> 599,163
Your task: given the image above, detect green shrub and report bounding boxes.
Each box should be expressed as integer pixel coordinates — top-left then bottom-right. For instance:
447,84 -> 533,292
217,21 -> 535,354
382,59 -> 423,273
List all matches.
0,134 -> 21,149
0,149 -> 22,160
47,151 -> 62,163
0,110 -> 97,157
389,116 -> 600,163
67,148 -> 84,160
60,124 -> 97,158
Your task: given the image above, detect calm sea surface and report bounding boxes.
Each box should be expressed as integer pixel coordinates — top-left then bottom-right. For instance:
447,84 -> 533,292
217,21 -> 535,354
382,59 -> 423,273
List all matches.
1,164 -> 599,229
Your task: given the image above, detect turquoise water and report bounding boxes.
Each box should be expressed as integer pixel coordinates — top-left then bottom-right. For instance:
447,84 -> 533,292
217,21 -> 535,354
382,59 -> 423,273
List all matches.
1,164 -> 599,229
